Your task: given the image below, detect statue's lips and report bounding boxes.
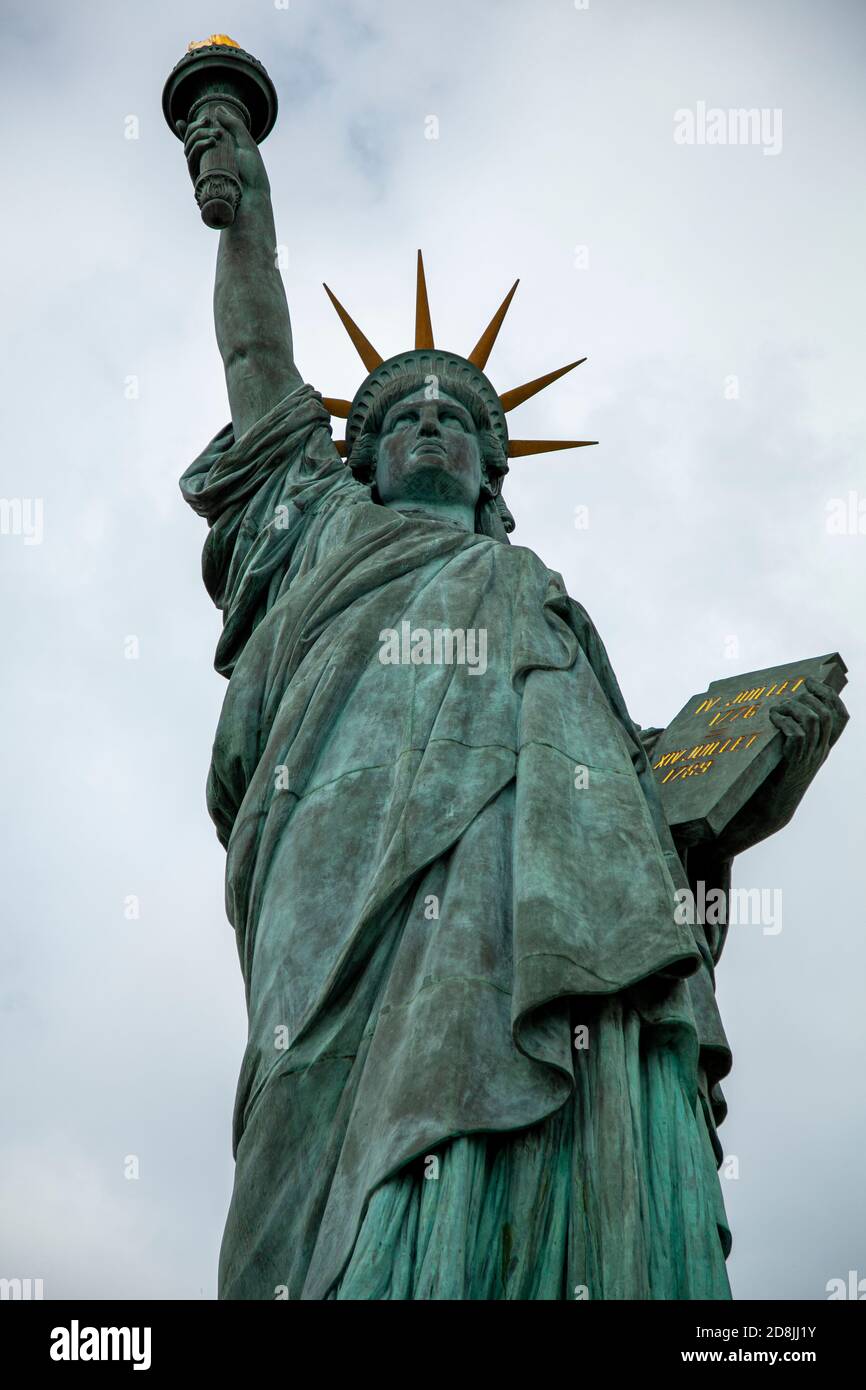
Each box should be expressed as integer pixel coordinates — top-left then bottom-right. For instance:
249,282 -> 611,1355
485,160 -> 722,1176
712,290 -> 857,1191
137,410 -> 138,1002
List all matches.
409,442 -> 448,460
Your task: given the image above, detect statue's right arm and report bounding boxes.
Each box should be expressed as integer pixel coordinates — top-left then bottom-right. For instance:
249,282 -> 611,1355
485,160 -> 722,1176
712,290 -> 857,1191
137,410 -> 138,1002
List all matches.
180,105 -> 304,440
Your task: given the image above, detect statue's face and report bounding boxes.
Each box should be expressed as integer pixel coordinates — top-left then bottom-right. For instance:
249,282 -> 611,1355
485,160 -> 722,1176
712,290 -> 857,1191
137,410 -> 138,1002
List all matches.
374,388 -> 483,512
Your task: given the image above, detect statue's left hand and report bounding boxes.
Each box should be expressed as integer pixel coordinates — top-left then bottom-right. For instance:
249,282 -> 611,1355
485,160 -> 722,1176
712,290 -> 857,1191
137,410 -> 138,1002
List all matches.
768,676 -> 848,781
714,677 -> 849,856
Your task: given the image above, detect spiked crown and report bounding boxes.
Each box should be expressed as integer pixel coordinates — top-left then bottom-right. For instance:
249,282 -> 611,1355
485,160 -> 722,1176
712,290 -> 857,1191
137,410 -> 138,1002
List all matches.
321,252 -> 597,477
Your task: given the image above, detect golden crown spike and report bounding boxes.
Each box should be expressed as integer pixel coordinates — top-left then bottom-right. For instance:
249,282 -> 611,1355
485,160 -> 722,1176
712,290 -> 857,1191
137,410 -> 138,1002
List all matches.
467,280 -> 520,370
322,285 -> 383,373
415,251 -> 435,350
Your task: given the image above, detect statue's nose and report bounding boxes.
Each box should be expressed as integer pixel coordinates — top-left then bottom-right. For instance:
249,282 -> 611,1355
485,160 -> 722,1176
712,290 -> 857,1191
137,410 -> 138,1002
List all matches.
417,406 -> 442,435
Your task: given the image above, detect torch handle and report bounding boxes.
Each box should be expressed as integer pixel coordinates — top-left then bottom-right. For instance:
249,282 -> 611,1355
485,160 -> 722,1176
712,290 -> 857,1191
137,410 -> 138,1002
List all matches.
189,95 -> 250,230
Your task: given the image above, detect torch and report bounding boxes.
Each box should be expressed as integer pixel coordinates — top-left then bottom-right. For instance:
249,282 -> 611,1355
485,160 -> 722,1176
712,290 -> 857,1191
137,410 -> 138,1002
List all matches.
162,35 -> 278,229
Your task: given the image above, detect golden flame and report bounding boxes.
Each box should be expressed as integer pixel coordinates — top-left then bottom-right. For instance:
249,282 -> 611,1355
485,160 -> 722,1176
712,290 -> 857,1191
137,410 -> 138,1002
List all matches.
187,35 -> 240,52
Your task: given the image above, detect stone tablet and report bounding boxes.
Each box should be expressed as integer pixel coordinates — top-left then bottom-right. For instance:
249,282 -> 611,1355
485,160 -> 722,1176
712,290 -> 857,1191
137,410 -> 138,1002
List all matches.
650,653 -> 847,844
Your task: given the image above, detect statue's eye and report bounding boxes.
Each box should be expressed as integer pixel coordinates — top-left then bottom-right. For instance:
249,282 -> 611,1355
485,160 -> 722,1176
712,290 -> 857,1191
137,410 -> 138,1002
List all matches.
441,413 -> 468,431
390,413 -> 416,430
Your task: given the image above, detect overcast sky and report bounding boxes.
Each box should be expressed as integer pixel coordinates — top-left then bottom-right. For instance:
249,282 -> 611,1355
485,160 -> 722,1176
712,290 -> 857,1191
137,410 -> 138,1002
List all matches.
1,0 -> 864,1300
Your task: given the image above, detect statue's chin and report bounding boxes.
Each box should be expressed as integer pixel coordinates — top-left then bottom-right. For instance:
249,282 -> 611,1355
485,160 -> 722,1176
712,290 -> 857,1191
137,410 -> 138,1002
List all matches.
381,457 -> 477,507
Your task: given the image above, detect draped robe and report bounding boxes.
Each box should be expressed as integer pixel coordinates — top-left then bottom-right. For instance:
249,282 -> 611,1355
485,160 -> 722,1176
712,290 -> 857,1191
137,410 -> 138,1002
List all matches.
181,383 -> 734,1300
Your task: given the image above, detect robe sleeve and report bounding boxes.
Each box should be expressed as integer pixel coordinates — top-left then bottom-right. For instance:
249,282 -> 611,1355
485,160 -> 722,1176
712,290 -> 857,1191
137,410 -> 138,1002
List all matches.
180,383 -> 364,676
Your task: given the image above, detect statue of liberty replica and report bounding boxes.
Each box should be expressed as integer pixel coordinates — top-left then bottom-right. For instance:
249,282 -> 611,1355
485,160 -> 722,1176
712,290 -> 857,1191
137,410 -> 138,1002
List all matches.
165,39 -> 847,1300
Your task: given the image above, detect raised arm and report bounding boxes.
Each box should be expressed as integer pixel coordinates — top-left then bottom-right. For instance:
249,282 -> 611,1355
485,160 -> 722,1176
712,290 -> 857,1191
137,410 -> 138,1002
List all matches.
179,105 -> 303,438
